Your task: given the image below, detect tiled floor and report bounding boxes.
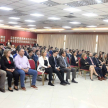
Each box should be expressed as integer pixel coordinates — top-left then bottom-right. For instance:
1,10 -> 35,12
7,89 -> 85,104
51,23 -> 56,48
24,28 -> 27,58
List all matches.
0,74 -> 108,108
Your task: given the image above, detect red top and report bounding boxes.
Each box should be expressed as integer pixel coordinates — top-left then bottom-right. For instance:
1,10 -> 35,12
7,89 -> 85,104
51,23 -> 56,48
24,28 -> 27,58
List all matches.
8,61 -> 11,64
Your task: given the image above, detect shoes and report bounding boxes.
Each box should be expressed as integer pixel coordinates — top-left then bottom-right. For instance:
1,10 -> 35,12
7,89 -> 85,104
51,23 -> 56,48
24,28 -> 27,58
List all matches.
48,82 -> 54,86
97,76 -> 102,81
0,88 -> 5,93
90,78 -> 94,81
101,77 -> 106,80
31,85 -> 38,90
14,86 -> 18,91
21,87 -> 26,91
65,81 -> 70,85
60,82 -> 66,85
72,80 -> 78,83
8,88 -> 13,92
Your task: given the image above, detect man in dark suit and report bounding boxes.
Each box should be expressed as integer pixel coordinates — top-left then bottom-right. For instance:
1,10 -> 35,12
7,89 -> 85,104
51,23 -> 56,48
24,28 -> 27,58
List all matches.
86,53 -> 102,80
33,41 -> 39,47
92,53 -> 106,80
0,43 -> 4,59
6,40 -> 12,47
49,50 -> 67,85
58,51 -> 78,84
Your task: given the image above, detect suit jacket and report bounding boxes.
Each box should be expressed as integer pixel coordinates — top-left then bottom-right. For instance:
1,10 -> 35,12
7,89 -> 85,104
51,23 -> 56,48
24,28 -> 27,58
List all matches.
1,56 -> 15,70
33,43 -> 39,47
6,42 -> 12,46
49,56 -> 59,69
58,56 -> 70,68
0,49 -> 4,58
86,57 -> 94,65
80,58 -> 90,69
71,55 -> 78,66
92,57 -> 101,67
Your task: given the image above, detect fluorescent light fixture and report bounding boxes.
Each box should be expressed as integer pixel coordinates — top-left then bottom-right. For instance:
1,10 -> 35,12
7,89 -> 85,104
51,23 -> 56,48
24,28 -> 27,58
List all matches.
0,20 -> 3,22
64,8 -> 81,12
103,19 -> 108,22
44,27 -> 51,29
0,24 -> 4,25
69,22 -> 81,24
96,0 -> 102,3
14,26 -> 21,27
28,25 -> 36,26
87,25 -> 97,28
82,13 -> 98,17
0,7 -> 13,11
30,13 -> 44,17
9,17 -> 20,20
8,22 -> 18,24
30,0 -> 48,3
62,26 -> 71,29
25,20 -> 35,22
29,28 -> 35,29
48,17 -> 61,20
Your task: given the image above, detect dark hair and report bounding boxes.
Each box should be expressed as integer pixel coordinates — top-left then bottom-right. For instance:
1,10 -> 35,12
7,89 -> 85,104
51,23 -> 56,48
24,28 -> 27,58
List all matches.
35,50 -> 39,54
28,50 -> 33,54
98,54 -> 102,60
53,50 -> 58,54
61,51 -> 65,55
18,48 -> 24,52
93,53 -> 97,56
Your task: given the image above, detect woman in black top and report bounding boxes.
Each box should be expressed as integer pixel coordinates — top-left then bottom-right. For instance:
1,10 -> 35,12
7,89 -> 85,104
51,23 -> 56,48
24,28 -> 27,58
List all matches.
71,51 -> 78,66
1,49 -> 19,92
80,53 -> 99,81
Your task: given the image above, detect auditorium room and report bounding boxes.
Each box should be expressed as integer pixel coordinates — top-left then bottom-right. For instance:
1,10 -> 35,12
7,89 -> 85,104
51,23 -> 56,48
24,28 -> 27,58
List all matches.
0,0 -> 108,108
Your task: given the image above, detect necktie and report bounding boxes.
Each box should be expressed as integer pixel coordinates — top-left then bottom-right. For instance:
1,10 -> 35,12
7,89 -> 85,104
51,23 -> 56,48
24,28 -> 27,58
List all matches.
90,57 -> 94,65
64,58 -> 67,67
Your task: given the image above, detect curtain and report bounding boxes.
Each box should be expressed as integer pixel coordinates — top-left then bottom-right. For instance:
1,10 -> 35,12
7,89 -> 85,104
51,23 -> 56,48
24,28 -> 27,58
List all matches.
98,34 -> 108,53
37,34 -> 64,49
65,34 -> 96,53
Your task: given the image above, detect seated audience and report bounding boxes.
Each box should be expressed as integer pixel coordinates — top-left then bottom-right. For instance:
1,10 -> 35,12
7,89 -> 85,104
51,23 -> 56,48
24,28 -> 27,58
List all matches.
37,49 -> 54,86
66,49 -> 71,61
58,51 -> 78,84
14,48 -> 38,90
49,47 -> 53,56
77,50 -> 82,59
93,53 -> 106,80
71,51 -> 78,66
1,49 -> 19,92
86,53 -> 102,81
49,50 -> 67,85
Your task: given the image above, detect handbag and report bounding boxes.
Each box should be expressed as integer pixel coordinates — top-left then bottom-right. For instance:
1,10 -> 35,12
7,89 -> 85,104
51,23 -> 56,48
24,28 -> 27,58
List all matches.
37,67 -> 45,74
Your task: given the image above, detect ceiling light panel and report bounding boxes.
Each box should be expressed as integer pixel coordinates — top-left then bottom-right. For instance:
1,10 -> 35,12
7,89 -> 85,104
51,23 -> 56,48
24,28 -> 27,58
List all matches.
0,7 -> 13,11
30,0 -> 48,3
82,13 -> 98,17
30,13 -> 44,17
25,20 -> 35,22
9,17 -> 20,20
64,8 -> 81,12
48,17 -> 61,20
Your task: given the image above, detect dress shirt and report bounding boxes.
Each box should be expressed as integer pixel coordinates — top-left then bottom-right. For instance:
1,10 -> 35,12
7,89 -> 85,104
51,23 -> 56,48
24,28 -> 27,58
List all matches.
14,54 -> 30,69
62,56 -> 67,67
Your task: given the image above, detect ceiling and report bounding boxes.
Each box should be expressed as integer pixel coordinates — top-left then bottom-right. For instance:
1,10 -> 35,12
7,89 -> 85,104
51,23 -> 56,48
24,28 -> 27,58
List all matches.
0,0 -> 108,32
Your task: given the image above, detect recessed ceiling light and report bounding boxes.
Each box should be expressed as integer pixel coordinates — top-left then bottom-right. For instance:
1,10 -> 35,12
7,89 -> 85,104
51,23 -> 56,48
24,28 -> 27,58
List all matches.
62,26 -> 71,29
28,25 -> 36,26
30,13 -> 44,17
103,19 -> 108,22
8,22 -> 18,24
64,8 -> 81,12
69,22 -> 81,24
87,25 -> 97,28
82,13 -> 98,17
48,17 -> 61,20
14,25 -> 21,27
30,0 -> 48,3
25,20 -> 35,22
0,7 -> 13,11
9,17 -> 20,20
44,27 -> 51,29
